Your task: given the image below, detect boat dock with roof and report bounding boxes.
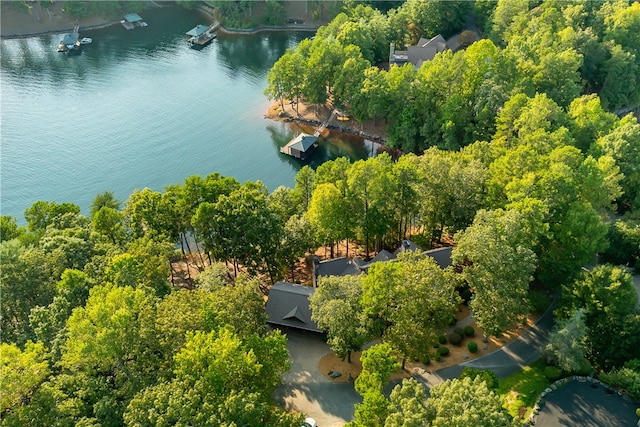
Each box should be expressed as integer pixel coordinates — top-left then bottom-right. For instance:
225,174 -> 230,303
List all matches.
121,13 -> 147,30
186,24 -> 216,48
57,30 -> 81,54
280,133 -> 318,160
280,109 -> 337,159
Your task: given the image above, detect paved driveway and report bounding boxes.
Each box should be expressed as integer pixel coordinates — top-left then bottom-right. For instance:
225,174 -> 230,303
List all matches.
273,327 -> 360,426
535,380 -> 638,426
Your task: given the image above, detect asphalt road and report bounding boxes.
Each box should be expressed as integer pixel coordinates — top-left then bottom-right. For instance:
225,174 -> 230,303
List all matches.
535,380 -> 639,426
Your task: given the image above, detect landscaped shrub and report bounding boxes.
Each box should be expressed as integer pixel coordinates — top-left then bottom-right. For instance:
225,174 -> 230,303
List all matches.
636,407 -> 640,418
448,332 -> 463,345
435,354 -> 442,362
460,367 -> 499,389
464,325 -> 475,337
572,357 -> 593,376
438,346 -> 450,356
454,327 -> 465,336
468,341 -> 478,353
438,335 -> 447,345
544,366 -> 563,381
423,356 -> 431,365
600,359 -> 640,401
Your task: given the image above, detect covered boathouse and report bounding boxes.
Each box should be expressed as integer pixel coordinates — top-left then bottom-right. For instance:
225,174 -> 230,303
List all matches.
280,133 -> 318,160
121,13 -> 147,30
186,24 -> 216,47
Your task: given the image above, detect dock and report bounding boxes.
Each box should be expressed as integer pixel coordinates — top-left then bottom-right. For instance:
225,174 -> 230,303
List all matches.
280,109 -> 338,159
121,13 -> 147,30
281,133 -> 319,160
186,24 -> 216,48
313,109 -> 336,137
57,31 -> 81,54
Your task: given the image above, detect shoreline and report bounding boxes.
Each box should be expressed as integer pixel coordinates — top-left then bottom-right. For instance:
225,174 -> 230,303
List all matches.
0,1 -> 320,40
264,100 -> 390,145
0,20 -> 119,40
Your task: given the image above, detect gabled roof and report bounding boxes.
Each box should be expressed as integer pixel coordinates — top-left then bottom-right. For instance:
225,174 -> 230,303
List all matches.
417,34 -> 447,50
406,34 -> 449,68
61,33 -> 79,45
123,13 -> 143,23
285,133 -> 318,152
372,249 -> 395,263
186,25 -> 210,37
423,247 -> 453,269
265,282 -> 322,332
315,257 -> 362,278
393,240 -> 422,257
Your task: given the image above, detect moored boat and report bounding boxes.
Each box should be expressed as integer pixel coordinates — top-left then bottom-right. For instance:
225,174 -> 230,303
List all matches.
80,37 -> 92,44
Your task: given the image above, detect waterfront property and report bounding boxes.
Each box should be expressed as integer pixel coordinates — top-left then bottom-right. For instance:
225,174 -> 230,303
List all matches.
312,241 -> 453,286
121,13 -> 147,30
56,33 -> 81,54
281,133 -> 318,159
186,24 -> 216,48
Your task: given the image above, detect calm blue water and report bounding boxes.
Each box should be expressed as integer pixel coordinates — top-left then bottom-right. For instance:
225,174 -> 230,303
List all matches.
1,6 -> 375,222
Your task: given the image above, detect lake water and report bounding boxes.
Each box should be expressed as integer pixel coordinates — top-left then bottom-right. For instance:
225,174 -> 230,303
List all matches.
0,6 -> 376,221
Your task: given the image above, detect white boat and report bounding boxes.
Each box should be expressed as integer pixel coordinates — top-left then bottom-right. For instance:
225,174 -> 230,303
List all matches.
80,37 -> 92,44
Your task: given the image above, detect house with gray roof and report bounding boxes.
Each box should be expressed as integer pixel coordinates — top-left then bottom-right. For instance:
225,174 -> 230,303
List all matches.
265,282 -> 322,332
390,34 -> 450,69
312,240 -> 453,285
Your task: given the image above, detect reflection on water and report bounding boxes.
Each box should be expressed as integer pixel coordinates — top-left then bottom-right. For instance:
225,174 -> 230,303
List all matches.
0,5 -> 375,221
268,122 -> 385,169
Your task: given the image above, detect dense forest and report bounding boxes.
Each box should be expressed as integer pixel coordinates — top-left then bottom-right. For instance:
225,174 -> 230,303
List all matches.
2,0 -> 640,425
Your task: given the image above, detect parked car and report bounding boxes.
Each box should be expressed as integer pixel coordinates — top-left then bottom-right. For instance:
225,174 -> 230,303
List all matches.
302,417 -> 317,427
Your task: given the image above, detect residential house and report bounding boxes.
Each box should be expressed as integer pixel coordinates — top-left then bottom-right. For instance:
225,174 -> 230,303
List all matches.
265,282 -> 322,332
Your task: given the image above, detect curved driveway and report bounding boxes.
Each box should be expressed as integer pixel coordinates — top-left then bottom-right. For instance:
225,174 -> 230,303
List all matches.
273,293 -> 639,426
535,380 -> 638,426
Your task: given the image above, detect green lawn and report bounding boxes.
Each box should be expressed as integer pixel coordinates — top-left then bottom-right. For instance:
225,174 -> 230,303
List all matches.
498,359 -> 552,421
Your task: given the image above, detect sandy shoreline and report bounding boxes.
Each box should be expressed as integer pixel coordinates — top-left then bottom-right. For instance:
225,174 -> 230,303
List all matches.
264,99 -> 390,144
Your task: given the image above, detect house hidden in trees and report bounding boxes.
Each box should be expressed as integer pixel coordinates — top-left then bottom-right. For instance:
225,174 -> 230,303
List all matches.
312,240 -> 453,287
266,241 -> 452,333
265,282 -> 322,333
389,34 -> 450,69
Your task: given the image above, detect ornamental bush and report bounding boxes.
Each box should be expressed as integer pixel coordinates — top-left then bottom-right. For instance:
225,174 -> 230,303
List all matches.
438,335 -> 447,344
468,341 -> 478,353
438,346 -> 450,356
448,333 -> 463,345
544,366 -> 563,381
464,326 -> 475,337
460,367 -> 499,389
454,327 -> 465,336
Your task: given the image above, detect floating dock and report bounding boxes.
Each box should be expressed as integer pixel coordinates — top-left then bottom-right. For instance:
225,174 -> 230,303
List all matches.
121,13 -> 147,30
57,32 -> 81,54
186,24 -> 216,48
